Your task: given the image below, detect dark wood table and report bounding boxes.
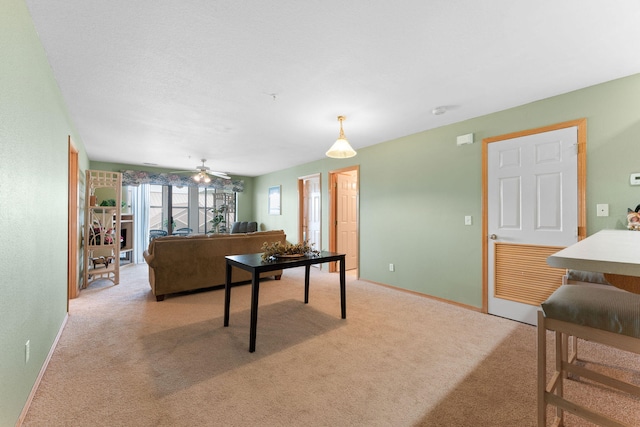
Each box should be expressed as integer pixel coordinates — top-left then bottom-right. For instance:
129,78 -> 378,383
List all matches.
224,251 -> 346,352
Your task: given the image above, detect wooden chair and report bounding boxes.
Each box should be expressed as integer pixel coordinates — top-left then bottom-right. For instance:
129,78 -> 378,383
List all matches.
537,285 -> 640,426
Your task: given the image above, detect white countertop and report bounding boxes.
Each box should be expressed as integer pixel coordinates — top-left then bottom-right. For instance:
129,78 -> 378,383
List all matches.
547,229 -> 640,277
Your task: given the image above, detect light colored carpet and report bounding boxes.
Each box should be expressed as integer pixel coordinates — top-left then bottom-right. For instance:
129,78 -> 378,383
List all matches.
22,263 -> 640,426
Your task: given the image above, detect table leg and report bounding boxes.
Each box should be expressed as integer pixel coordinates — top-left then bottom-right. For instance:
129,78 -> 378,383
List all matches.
249,271 -> 260,352
304,264 -> 311,303
340,257 -> 346,319
224,261 -> 232,327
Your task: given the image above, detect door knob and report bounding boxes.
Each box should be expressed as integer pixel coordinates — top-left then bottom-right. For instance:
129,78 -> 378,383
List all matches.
490,234 -> 498,240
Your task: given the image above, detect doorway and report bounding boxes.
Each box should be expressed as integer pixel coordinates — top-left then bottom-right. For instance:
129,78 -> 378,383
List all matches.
67,137 -> 79,304
482,119 -> 586,325
329,166 -> 359,273
299,174 -> 321,254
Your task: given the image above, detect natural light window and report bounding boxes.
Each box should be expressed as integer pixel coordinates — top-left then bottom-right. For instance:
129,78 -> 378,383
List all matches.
149,185 -> 236,234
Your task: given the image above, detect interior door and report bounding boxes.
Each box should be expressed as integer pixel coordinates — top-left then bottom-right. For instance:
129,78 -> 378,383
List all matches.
67,137 -> 79,303
302,176 -> 322,250
485,123 -> 584,325
336,170 -> 358,270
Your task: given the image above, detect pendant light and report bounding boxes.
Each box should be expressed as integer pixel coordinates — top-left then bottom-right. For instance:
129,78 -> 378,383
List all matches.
326,115 -> 357,159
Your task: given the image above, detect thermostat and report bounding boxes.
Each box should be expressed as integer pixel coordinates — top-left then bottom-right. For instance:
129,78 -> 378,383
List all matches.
456,133 -> 474,146
631,173 -> 640,186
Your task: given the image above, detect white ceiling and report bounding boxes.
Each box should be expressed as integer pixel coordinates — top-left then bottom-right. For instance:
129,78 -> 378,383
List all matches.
25,1 -> 640,177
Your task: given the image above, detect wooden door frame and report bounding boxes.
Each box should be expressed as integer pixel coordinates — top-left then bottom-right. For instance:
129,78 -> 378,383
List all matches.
328,165 -> 359,273
297,173 -> 321,245
481,119 -> 587,313
67,137 -> 79,304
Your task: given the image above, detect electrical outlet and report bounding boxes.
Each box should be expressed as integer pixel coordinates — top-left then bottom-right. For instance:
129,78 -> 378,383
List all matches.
596,204 -> 609,217
389,263 -> 395,272
25,340 -> 30,364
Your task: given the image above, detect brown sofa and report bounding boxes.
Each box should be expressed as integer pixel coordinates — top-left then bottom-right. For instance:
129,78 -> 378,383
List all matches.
143,230 -> 286,301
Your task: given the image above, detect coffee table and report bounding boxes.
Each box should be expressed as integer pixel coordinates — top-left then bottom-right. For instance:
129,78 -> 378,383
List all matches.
223,251 -> 347,352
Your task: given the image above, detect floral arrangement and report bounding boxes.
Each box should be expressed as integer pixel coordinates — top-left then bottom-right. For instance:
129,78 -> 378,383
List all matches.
261,240 -> 319,261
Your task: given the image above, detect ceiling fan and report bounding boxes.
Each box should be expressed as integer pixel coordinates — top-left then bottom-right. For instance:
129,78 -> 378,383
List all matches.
171,159 -> 230,182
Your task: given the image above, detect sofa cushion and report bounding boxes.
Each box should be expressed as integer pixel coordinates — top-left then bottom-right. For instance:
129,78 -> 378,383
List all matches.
541,285 -> 640,338
231,221 -> 259,233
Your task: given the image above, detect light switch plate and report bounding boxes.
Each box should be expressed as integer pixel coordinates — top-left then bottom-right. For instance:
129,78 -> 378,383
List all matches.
464,215 -> 472,225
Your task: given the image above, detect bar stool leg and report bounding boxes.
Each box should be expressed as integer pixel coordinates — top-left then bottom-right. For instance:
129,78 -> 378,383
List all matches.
555,330 -> 564,424
537,311 -> 547,427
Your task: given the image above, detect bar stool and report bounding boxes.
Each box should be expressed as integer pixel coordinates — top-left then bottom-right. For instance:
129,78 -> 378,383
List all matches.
537,285 -> 640,426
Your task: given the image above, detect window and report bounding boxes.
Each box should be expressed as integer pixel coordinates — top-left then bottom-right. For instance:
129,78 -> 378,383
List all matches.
149,185 -> 236,234
149,185 -> 165,231
171,186 -> 189,230
198,188 -> 236,234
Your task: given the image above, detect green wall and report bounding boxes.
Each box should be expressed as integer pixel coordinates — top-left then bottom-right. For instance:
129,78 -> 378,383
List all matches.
0,0 -> 89,425
253,73 -> 640,308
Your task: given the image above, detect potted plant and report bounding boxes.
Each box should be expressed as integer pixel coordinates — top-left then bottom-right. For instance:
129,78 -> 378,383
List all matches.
209,205 -> 227,233
99,199 -> 117,206
89,185 -> 97,206
162,218 -> 176,232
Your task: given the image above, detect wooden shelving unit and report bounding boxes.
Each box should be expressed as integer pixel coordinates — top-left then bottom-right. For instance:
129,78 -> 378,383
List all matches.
120,213 -> 134,265
83,170 -> 122,288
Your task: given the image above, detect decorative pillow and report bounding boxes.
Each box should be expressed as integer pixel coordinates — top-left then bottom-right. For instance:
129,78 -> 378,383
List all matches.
566,269 -> 610,285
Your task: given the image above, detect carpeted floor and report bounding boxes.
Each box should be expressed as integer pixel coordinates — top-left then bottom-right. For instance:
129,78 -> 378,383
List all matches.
22,263 -> 640,426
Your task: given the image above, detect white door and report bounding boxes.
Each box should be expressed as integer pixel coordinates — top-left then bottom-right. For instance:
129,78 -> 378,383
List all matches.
302,176 -> 321,251
487,126 -> 578,325
337,170 -> 358,270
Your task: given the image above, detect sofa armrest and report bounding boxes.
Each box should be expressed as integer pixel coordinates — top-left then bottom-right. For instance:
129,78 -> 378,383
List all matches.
143,250 -> 155,268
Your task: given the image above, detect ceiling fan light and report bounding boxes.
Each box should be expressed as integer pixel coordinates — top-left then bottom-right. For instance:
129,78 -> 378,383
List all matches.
186,159 -> 228,183
326,115 -> 357,159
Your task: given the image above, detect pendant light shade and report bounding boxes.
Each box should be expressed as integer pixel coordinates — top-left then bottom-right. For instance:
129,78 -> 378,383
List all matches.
326,116 -> 357,159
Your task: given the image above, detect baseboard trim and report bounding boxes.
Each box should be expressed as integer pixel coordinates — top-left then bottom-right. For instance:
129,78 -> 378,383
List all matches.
361,279 -> 482,313
16,313 -> 69,427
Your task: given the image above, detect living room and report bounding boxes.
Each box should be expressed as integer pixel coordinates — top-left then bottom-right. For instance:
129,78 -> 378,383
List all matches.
3,1 -> 640,426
